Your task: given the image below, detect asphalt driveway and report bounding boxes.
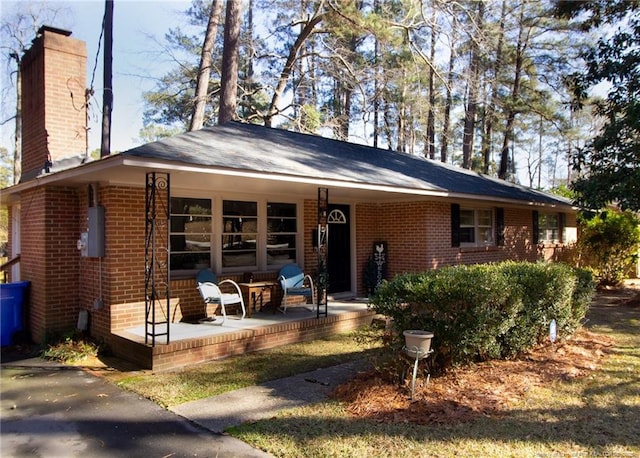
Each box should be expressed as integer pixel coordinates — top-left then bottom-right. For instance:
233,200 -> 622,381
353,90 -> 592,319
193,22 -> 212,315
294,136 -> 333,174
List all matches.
1,356 -> 271,458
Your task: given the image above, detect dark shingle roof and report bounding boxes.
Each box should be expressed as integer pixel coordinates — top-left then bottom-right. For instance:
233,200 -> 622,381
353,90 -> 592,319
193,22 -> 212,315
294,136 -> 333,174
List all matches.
124,121 -> 572,207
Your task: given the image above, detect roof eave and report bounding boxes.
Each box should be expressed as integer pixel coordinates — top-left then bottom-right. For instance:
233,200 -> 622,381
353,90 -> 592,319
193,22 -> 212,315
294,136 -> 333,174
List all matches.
0,155 -> 576,211
121,157 -> 578,210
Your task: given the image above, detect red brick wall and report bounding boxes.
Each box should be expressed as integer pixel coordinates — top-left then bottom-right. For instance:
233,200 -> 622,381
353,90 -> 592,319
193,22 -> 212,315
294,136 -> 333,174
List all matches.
303,199 -> 317,277
17,179 -> 575,345
84,186 -> 275,343
502,206 -> 537,262
15,27 -> 88,343
17,180 -> 577,344
103,186 -> 147,304
20,44 -> 45,178
82,186 -> 146,343
19,188 -> 46,341
77,188 -> 107,341
20,28 -> 86,180
354,201 -> 544,296
20,186 -> 80,342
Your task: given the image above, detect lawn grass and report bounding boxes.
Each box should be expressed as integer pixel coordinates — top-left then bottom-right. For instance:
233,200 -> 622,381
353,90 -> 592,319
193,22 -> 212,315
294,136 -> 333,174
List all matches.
107,288 -> 640,457
227,289 -> 640,457
113,330 -> 383,408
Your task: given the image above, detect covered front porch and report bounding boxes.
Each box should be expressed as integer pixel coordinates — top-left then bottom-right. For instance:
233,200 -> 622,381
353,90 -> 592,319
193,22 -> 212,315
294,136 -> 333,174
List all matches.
110,299 -> 375,372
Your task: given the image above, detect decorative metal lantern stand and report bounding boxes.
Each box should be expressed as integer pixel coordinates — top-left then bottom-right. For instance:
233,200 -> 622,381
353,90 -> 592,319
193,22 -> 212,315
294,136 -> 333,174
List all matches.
403,330 -> 434,400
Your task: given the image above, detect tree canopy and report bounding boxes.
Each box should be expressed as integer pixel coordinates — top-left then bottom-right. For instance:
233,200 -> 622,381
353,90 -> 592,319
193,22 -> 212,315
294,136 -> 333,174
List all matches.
4,0 -> 636,198
556,0 -> 640,211
142,0 -> 595,190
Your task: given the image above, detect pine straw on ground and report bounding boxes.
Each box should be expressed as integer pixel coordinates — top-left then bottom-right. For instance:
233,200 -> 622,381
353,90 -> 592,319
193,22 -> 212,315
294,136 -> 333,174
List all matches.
330,287 -> 640,426
332,329 -> 615,425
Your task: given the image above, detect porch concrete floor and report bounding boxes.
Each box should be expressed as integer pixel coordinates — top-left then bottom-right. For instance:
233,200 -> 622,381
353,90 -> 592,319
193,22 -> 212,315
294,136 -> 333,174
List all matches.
115,299 -> 371,344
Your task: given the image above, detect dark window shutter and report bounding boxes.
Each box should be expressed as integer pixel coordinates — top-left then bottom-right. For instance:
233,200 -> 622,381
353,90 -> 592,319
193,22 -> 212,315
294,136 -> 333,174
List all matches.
496,207 -> 505,246
559,212 -> 566,243
532,210 -> 539,245
451,203 -> 460,247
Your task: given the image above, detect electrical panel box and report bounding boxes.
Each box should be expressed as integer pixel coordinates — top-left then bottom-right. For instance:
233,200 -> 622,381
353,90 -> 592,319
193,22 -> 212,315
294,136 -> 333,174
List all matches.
87,206 -> 105,257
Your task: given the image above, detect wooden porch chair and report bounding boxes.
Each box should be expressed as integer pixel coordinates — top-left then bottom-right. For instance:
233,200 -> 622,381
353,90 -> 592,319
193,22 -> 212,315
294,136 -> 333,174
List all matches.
196,269 -> 246,325
278,264 -> 315,314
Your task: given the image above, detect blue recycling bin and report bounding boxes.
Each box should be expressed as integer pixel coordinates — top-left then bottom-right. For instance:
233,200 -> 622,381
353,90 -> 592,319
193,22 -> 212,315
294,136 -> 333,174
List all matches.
1,281 -> 30,346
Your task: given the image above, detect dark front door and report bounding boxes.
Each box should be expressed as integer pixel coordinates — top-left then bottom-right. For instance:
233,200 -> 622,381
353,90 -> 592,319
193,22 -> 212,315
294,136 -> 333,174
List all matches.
327,204 -> 351,293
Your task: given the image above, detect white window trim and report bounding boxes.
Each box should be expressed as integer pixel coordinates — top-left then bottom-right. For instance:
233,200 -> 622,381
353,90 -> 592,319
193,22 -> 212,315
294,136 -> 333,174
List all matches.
539,212 -> 561,244
169,195 -> 214,277
11,203 -> 21,281
460,207 -> 495,248
178,195 -> 302,275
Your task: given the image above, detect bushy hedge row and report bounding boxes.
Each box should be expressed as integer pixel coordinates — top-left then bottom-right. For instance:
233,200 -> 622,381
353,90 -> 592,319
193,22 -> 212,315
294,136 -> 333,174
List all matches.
369,261 -> 594,373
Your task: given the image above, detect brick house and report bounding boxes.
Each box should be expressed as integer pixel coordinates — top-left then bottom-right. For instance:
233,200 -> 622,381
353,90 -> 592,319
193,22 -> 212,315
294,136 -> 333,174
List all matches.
1,28 -> 577,370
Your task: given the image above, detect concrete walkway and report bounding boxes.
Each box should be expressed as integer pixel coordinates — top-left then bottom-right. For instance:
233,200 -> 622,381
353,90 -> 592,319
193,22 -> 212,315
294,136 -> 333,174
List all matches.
1,351 -> 368,457
170,360 -> 368,433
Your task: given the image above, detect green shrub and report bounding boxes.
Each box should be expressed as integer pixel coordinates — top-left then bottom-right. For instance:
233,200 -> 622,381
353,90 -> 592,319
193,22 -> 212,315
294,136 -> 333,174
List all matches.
499,262 -> 591,357
578,210 -> 640,286
369,261 -> 594,374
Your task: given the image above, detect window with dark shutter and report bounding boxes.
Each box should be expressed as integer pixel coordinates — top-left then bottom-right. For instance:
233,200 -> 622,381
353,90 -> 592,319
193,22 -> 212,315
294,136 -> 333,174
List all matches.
496,207 -> 505,246
451,203 -> 460,247
532,210 -> 539,245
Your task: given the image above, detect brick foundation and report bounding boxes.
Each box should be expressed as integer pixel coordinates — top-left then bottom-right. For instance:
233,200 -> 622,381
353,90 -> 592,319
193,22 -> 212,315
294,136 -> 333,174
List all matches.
111,308 -> 374,372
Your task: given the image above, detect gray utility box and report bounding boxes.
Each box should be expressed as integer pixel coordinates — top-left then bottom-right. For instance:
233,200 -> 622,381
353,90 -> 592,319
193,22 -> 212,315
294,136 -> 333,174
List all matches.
87,206 -> 105,257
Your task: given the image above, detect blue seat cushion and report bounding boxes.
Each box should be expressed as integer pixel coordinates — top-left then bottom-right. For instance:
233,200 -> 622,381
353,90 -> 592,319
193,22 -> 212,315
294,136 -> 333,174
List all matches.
286,287 -> 312,296
282,272 -> 304,289
197,269 -> 218,284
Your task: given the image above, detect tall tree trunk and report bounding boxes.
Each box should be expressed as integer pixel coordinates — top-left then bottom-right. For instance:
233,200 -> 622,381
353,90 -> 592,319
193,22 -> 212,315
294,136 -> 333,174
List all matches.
335,32 -> 358,141
264,12 -> 324,127
481,0 -> 506,174
499,4 -> 527,180
246,0 -> 254,89
13,52 -> 22,183
426,1 -> 437,160
383,97 -> 394,151
373,0 -> 380,148
537,114 -> 543,189
219,0 -> 242,125
461,1 -> 484,169
398,73 -> 407,153
440,25 -> 457,164
293,1 -> 305,128
190,0 -> 223,131
100,0 -> 114,157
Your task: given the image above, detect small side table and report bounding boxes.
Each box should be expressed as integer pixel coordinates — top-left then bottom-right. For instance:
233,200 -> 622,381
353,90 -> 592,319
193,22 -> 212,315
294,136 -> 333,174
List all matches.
238,281 -> 279,316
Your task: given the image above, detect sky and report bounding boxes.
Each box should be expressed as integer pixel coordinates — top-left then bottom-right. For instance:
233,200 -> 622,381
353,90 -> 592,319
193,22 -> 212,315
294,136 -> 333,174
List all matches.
1,0 -> 193,156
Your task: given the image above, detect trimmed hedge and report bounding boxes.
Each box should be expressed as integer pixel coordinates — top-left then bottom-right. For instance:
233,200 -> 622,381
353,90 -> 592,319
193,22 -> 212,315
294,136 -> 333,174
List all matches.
369,261 -> 594,373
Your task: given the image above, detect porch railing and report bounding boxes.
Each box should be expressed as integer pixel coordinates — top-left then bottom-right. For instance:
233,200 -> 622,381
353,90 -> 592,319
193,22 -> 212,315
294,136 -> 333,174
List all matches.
0,255 -> 20,284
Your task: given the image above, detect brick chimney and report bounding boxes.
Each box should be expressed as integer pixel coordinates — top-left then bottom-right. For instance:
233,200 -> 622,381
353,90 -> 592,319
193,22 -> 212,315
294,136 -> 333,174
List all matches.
20,26 -> 87,181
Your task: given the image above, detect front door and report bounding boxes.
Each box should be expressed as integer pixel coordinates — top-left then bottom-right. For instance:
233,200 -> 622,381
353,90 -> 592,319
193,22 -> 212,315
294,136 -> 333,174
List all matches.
327,204 -> 351,293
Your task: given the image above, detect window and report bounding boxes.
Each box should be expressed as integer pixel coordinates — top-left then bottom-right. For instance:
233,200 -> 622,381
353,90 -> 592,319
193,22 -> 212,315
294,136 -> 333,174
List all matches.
538,212 -> 560,243
267,202 -> 297,266
458,208 -> 494,246
169,198 -> 299,274
222,200 -> 257,268
170,197 -> 212,271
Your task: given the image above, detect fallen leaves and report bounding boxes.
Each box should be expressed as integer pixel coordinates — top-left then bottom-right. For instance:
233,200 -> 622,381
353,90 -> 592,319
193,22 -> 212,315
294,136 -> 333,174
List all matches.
332,327 -> 614,425
334,285 -> 640,426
